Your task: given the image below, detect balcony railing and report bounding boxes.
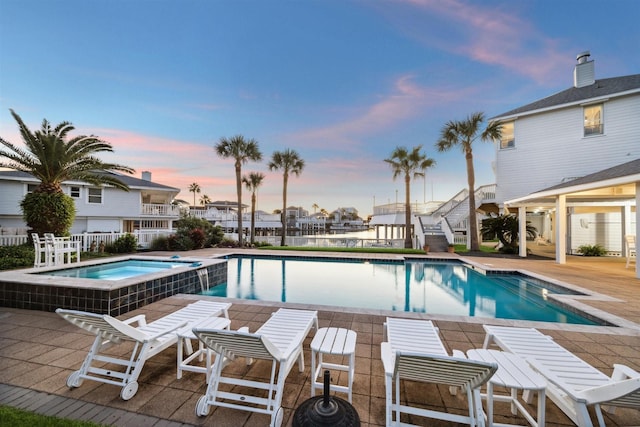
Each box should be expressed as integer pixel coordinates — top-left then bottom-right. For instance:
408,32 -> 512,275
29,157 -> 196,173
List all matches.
141,204 -> 181,216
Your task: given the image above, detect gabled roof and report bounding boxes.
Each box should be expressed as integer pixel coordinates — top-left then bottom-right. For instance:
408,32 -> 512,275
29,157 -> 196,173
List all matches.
0,169 -> 179,192
492,74 -> 640,120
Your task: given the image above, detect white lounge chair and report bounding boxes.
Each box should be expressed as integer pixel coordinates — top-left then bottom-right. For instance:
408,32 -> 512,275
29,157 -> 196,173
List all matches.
483,325 -> 640,427
625,235 -> 636,269
192,308 -> 318,427
56,300 -> 231,400
382,317 -> 497,426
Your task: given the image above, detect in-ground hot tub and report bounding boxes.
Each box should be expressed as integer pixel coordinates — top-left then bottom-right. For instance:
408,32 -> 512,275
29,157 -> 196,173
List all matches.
0,256 -> 227,316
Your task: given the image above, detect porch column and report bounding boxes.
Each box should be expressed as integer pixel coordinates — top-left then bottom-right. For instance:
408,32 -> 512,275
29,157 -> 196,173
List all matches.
555,195 -> 567,264
519,206 -> 527,257
636,181 -> 640,279
622,203 -> 632,257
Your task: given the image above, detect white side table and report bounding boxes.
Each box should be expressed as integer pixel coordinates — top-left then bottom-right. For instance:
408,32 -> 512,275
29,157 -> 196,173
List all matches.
310,327 -> 357,403
177,316 -> 230,381
467,349 -> 546,427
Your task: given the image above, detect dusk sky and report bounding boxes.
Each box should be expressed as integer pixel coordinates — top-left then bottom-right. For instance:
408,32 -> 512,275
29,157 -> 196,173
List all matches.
1,0 -> 639,217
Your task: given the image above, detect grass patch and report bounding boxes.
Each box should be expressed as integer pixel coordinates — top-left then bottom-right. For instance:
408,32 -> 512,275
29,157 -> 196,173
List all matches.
0,405 -> 102,427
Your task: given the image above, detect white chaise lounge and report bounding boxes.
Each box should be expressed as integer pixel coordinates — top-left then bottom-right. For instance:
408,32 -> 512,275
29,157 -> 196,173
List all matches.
483,324 -> 640,427
382,317 -> 498,427
192,308 -> 318,427
56,300 -> 231,400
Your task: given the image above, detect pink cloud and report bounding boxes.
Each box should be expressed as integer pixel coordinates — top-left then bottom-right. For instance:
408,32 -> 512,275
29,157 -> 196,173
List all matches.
378,0 -> 573,84
283,75 -> 472,150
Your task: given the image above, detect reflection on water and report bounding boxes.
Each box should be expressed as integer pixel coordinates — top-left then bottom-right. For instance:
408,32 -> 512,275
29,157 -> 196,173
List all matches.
202,256 -> 598,325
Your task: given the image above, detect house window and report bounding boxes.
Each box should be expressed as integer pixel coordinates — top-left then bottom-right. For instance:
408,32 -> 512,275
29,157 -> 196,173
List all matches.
88,187 -> 103,204
584,104 -> 603,136
69,186 -> 81,198
26,184 -> 38,194
500,121 -> 515,149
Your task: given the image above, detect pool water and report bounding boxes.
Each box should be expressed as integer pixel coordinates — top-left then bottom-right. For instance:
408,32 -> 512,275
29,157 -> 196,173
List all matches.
202,256 -> 599,325
37,259 -> 194,281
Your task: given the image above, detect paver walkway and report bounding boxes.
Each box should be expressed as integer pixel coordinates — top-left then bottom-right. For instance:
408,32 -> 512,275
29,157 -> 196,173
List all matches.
1,249 -> 639,426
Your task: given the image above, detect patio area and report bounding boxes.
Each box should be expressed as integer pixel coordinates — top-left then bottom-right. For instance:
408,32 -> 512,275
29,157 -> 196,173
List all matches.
1,248 -> 639,426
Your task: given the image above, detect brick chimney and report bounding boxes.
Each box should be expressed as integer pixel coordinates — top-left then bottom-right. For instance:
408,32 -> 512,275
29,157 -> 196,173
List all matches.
573,51 -> 595,88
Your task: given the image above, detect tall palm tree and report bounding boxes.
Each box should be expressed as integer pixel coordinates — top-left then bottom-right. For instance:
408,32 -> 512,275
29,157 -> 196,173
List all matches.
384,145 -> 435,249
0,109 -> 134,235
215,135 -> 262,246
436,112 -> 502,251
242,171 -> 265,245
312,203 -> 319,214
268,148 -> 305,246
189,182 -> 201,206
199,194 -> 211,205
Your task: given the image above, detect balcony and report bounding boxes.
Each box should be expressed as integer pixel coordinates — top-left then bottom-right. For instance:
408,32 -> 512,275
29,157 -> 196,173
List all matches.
141,204 -> 181,217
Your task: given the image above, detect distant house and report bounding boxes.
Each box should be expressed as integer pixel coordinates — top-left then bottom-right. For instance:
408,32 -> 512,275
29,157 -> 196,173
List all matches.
0,170 -> 181,234
490,52 -> 639,272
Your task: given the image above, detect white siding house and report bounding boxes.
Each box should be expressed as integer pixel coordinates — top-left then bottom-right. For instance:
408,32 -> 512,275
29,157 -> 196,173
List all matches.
490,52 -> 639,276
0,170 -> 181,235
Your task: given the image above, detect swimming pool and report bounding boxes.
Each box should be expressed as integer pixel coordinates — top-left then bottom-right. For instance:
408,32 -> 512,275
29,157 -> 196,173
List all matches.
202,256 -> 600,325
36,259 -> 199,280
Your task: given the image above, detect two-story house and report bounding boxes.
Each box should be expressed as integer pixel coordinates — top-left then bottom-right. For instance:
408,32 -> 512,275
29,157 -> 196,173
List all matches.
490,52 -> 639,276
0,170 -> 181,235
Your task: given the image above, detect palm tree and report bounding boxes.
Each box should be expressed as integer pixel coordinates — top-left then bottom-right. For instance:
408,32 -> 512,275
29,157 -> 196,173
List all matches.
312,203 -> 319,214
268,148 -> 305,246
0,109 -> 134,235
384,145 -> 435,249
189,182 -> 201,206
215,135 -> 262,246
242,171 -> 265,245
199,194 -> 211,205
436,112 -> 502,251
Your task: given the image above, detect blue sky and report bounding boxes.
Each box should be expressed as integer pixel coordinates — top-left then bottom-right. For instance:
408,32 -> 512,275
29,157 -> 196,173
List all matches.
1,0 -> 639,217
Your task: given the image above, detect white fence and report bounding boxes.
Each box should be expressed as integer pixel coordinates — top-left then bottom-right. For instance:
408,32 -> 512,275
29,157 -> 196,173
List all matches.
0,230 -> 173,250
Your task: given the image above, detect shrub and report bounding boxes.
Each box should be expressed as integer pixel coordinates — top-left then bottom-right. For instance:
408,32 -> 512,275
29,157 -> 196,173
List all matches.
0,245 -> 34,270
216,238 -> 240,248
577,244 -> 607,256
149,235 -> 170,251
105,233 -> 138,253
21,192 -> 75,236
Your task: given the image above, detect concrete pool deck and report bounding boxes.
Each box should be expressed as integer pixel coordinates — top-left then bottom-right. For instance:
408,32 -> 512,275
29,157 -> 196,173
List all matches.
1,248 -> 639,426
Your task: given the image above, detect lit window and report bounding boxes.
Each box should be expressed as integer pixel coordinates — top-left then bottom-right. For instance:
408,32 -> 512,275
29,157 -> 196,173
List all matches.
88,188 -> 103,204
69,186 -> 81,198
584,104 -> 603,136
500,121 -> 515,149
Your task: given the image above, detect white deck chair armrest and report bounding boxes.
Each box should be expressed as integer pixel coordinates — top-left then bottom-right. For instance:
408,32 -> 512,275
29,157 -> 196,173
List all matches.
104,315 -> 149,342
380,342 -> 395,376
574,377 -> 640,405
280,331 -> 305,360
122,314 -> 147,327
612,364 -> 640,380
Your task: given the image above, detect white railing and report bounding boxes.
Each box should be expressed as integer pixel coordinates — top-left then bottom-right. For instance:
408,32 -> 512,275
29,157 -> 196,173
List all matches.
141,203 -> 181,216
0,235 -> 28,246
0,230 -> 174,250
267,236 -> 405,248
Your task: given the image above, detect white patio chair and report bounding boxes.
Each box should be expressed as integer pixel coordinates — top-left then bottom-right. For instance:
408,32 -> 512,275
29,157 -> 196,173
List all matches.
483,324 -> 640,427
56,300 -> 231,400
44,233 -> 81,265
31,233 -> 51,267
192,308 -> 318,427
625,235 -> 636,269
382,345 -> 497,427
